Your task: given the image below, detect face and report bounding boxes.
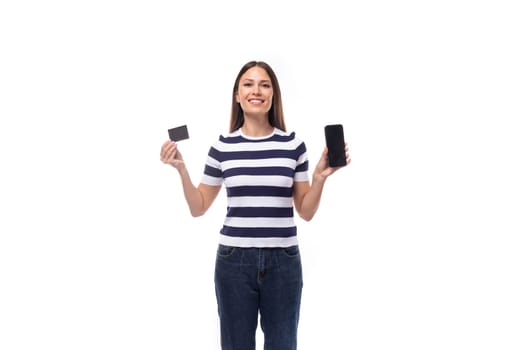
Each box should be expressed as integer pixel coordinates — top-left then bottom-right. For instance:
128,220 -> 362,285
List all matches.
236,66 -> 273,117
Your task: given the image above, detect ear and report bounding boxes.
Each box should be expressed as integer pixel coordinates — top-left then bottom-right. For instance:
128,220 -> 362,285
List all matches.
235,92 -> 240,103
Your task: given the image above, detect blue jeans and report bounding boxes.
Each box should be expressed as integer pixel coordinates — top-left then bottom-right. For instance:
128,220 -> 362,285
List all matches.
214,245 -> 303,350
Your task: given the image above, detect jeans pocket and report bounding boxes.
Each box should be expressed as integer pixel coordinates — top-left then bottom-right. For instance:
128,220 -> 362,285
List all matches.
282,245 -> 300,257
217,244 -> 236,258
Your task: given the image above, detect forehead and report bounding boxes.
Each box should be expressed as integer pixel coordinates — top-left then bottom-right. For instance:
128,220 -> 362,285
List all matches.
240,66 -> 271,81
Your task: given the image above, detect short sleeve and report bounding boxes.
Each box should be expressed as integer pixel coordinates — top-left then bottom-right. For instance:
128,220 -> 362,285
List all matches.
200,143 -> 224,186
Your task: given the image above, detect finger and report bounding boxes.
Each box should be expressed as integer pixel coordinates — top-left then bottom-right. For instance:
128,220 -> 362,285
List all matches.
168,146 -> 178,161
319,147 -> 328,160
166,142 -> 178,156
161,140 -> 174,155
346,143 -> 352,160
161,149 -> 172,163
161,143 -> 177,163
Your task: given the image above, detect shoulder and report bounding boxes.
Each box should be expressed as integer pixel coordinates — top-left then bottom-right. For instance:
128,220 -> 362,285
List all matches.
218,129 -> 243,144
273,128 -> 306,149
209,130 -> 242,148
273,128 -> 301,142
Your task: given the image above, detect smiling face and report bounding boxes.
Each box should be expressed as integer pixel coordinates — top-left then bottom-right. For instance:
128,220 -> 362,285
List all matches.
235,66 -> 273,118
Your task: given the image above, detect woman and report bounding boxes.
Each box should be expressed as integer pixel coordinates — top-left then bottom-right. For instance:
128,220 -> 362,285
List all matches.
160,60 -> 350,350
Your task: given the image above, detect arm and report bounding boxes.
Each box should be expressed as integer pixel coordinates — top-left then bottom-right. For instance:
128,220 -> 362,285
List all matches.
293,145 -> 351,221
293,179 -> 324,222
177,166 -> 221,217
161,140 -> 221,217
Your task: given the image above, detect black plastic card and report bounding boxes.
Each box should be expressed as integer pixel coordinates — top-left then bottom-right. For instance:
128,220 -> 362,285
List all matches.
168,125 -> 189,142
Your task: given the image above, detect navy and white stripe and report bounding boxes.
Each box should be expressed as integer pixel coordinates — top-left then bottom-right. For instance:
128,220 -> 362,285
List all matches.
201,128 -> 309,247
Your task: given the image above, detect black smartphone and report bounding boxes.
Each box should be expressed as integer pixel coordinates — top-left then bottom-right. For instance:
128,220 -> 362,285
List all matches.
168,125 -> 189,142
324,124 -> 347,167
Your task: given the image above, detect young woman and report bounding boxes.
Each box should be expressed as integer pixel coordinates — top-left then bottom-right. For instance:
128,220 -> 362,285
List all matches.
160,60 -> 350,350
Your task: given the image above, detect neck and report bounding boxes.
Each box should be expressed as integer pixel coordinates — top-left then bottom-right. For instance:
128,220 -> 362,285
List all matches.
241,117 -> 273,137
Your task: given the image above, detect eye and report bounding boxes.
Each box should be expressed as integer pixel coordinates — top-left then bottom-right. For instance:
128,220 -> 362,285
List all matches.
262,83 -> 271,88
243,82 -> 253,87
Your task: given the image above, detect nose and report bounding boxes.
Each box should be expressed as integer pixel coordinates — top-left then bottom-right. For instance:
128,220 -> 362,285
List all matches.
252,84 -> 260,95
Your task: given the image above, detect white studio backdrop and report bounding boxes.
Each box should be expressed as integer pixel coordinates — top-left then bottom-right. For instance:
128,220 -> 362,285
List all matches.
1,0 -> 524,349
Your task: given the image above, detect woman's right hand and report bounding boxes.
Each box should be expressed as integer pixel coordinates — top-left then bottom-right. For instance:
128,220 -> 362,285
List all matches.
160,140 -> 185,170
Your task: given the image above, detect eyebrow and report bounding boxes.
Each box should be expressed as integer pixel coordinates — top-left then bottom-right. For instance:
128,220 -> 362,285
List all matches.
242,78 -> 271,83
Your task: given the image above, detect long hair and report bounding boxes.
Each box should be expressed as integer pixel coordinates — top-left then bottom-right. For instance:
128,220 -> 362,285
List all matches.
229,61 -> 286,133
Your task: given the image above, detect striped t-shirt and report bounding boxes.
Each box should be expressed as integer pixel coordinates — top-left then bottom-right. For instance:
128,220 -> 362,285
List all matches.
201,128 -> 309,248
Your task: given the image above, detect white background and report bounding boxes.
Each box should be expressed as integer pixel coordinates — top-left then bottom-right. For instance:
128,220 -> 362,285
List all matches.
1,1 -> 524,349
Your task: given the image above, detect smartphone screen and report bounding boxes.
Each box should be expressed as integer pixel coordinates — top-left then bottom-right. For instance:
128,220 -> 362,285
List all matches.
324,124 -> 347,167
168,125 -> 189,142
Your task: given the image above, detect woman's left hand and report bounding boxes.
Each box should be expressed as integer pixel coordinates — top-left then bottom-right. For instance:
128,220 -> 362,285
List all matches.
313,143 -> 351,181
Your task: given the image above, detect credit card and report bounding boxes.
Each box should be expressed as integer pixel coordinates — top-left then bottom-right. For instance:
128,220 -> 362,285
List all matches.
168,125 -> 189,142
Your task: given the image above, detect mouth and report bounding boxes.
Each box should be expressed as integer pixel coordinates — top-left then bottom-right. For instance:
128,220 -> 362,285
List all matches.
248,99 -> 264,104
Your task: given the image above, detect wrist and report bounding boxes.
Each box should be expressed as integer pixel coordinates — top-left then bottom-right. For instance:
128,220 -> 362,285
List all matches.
312,172 -> 327,185
175,162 -> 188,175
